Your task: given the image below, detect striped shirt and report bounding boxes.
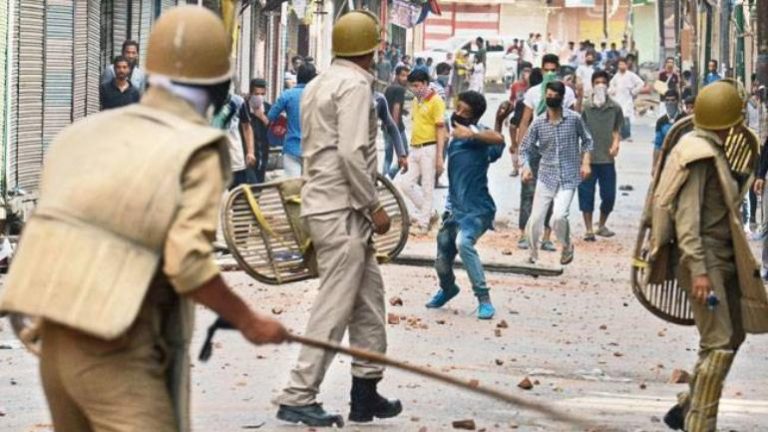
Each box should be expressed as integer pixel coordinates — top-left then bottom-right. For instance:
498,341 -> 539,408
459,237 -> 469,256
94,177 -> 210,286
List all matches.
520,108 -> 594,190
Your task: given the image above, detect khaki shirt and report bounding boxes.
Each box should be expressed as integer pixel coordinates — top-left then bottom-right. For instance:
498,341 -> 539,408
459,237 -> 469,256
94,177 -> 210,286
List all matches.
300,59 -> 379,217
672,131 -> 734,276
140,88 -> 228,294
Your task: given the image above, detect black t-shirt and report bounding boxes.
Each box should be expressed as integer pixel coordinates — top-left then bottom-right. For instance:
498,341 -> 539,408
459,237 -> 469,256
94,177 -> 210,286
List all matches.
384,84 -> 407,131
99,80 -> 140,110
510,99 -> 526,127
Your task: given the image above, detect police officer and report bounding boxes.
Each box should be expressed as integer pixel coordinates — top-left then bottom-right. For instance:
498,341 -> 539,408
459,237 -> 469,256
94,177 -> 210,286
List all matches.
273,11 -> 402,427
0,7 -> 287,432
651,82 -> 768,431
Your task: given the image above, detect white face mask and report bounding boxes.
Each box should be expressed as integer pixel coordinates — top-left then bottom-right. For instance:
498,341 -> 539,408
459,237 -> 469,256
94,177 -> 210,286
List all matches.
592,84 -> 607,107
249,95 -> 264,111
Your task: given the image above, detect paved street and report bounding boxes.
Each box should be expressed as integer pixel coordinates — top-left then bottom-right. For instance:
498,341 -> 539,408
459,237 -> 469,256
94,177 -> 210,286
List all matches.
2,92 -> 768,432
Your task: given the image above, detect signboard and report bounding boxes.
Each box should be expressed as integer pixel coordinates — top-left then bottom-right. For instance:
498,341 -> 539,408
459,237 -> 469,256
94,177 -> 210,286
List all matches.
390,0 -> 420,28
565,0 -> 596,7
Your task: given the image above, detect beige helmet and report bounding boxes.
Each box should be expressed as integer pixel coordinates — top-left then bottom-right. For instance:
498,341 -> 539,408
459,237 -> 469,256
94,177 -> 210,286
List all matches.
693,81 -> 744,130
145,6 -> 232,85
332,10 -> 381,57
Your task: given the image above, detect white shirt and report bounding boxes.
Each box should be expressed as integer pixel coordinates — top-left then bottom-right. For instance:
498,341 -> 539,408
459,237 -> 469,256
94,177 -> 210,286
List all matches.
748,100 -> 762,136
576,64 -> 597,95
523,83 -> 577,114
609,70 -> 644,120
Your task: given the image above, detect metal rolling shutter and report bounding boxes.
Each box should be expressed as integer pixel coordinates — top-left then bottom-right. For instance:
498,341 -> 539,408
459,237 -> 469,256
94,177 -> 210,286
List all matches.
0,0 -> 8,185
12,0 -> 45,192
132,0 -> 153,68
73,0 -> 88,120
43,1 -> 74,151
161,0 -> 178,12
112,0 -> 128,59
86,0 -> 101,115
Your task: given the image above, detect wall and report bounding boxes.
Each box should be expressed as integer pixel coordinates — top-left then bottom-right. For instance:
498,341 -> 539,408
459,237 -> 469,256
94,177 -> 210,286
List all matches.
547,0 -> 630,45
632,2 -> 658,65
499,1 -> 547,39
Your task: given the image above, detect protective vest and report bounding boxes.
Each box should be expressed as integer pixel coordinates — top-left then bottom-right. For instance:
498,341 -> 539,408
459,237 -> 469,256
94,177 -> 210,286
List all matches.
648,129 -> 768,333
0,88 -> 230,340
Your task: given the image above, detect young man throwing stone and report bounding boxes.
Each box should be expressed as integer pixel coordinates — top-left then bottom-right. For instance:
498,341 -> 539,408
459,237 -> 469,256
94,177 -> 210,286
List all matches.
425,91 -> 506,320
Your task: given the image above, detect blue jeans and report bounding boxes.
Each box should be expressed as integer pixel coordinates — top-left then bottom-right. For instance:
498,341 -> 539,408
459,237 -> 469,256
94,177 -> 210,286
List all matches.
383,129 -> 408,179
434,213 -> 490,298
578,163 -> 617,215
283,153 -> 302,178
621,117 -> 631,140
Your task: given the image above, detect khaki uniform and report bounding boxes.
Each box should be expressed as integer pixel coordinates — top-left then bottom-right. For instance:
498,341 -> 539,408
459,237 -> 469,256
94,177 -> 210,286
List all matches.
651,128 -> 768,431
275,59 -> 385,406
0,87 -> 230,432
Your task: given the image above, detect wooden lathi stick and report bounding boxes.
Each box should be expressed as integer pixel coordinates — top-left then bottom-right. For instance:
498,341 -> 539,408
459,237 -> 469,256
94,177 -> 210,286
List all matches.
287,333 -> 593,428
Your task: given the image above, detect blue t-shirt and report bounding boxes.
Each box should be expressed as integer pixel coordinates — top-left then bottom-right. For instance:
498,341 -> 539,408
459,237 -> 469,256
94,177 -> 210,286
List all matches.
268,84 -> 306,158
445,125 -> 504,229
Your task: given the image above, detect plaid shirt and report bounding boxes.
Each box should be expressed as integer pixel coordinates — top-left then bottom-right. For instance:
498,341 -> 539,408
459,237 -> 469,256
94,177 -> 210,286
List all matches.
521,108 -> 594,191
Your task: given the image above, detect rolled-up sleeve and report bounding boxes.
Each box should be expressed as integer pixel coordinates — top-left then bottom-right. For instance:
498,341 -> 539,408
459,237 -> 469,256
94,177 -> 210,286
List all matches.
164,147 -> 226,294
337,80 -> 379,212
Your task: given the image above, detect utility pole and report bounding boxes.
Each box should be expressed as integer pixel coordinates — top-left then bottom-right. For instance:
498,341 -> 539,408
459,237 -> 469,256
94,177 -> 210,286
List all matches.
758,0 -> 768,87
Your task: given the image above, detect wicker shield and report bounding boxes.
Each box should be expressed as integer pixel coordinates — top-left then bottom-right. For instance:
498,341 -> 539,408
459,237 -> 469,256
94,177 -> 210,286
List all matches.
631,116 -> 760,325
222,174 -> 410,285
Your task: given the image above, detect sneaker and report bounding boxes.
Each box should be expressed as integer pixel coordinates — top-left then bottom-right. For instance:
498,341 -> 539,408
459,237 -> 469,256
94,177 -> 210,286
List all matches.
425,288 -> 460,309
596,226 -> 615,238
541,240 -> 556,252
517,237 -> 530,250
663,403 -> 685,430
476,297 -> 495,320
584,232 -> 596,242
560,244 -> 575,265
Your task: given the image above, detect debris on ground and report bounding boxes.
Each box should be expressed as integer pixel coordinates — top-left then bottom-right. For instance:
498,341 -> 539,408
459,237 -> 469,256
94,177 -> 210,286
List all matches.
619,185 -> 634,191
389,296 -> 404,306
270,307 -> 283,315
387,313 -> 401,325
496,320 -> 509,329
495,359 -> 504,366
669,369 -> 691,384
468,379 -> 480,388
517,377 -> 534,390
452,419 -> 477,430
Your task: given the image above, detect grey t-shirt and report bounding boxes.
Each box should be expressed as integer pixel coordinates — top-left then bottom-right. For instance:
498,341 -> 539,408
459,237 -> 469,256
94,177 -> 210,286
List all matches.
581,98 -> 624,164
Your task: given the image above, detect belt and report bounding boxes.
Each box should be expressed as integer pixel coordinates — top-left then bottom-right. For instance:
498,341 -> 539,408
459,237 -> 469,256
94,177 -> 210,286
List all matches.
412,141 -> 436,148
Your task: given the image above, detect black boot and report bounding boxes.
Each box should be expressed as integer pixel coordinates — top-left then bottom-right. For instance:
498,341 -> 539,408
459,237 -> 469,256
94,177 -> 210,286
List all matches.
663,403 -> 685,430
277,403 -> 344,427
349,377 -> 403,423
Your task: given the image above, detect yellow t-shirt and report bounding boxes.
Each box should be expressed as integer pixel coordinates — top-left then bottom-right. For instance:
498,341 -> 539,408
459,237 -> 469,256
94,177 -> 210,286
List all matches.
411,92 -> 446,146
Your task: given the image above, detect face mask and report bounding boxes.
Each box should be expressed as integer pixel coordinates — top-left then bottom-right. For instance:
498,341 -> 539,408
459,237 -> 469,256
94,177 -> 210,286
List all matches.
545,97 -> 563,109
592,84 -> 607,107
249,95 -> 264,110
413,87 -> 430,100
665,102 -> 679,118
451,113 -> 474,128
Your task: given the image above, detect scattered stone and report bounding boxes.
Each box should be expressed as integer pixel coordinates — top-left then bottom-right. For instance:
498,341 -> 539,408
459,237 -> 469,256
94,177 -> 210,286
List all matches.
387,313 -> 401,325
389,296 -> 404,307
501,249 -> 513,256
452,419 -> 476,430
0,409 -> 4,417
517,377 -> 534,390
494,329 -> 502,337
613,352 -> 624,357
241,422 -> 265,429
271,307 -> 283,315
599,324 -> 608,330
436,320 -> 446,325
411,416 -> 421,422
495,359 -> 504,366
669,369 -> 691,384
650,416 -> 661,423
496,320 -> 509,329
0,344 -> 12,350
639,382 -> 647,390
468,379 -> 480,388
419,427 -> 428,432
619,184 -> 634,191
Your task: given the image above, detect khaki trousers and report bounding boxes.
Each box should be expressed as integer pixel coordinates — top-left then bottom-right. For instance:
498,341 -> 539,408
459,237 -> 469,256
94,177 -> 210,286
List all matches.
680,251 -> 745,432
40,315 -> 177,432
275,209 -> 387,406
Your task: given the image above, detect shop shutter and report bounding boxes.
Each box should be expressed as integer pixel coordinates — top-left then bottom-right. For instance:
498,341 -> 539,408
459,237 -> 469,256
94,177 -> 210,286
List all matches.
113,0 -> 128,59
43,0 -> 74,151
86,0 -> 101,115
73,0 -> 88,120
12,0 -> 45,192
161,0 -> 178,12
0,0 -> 8,183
